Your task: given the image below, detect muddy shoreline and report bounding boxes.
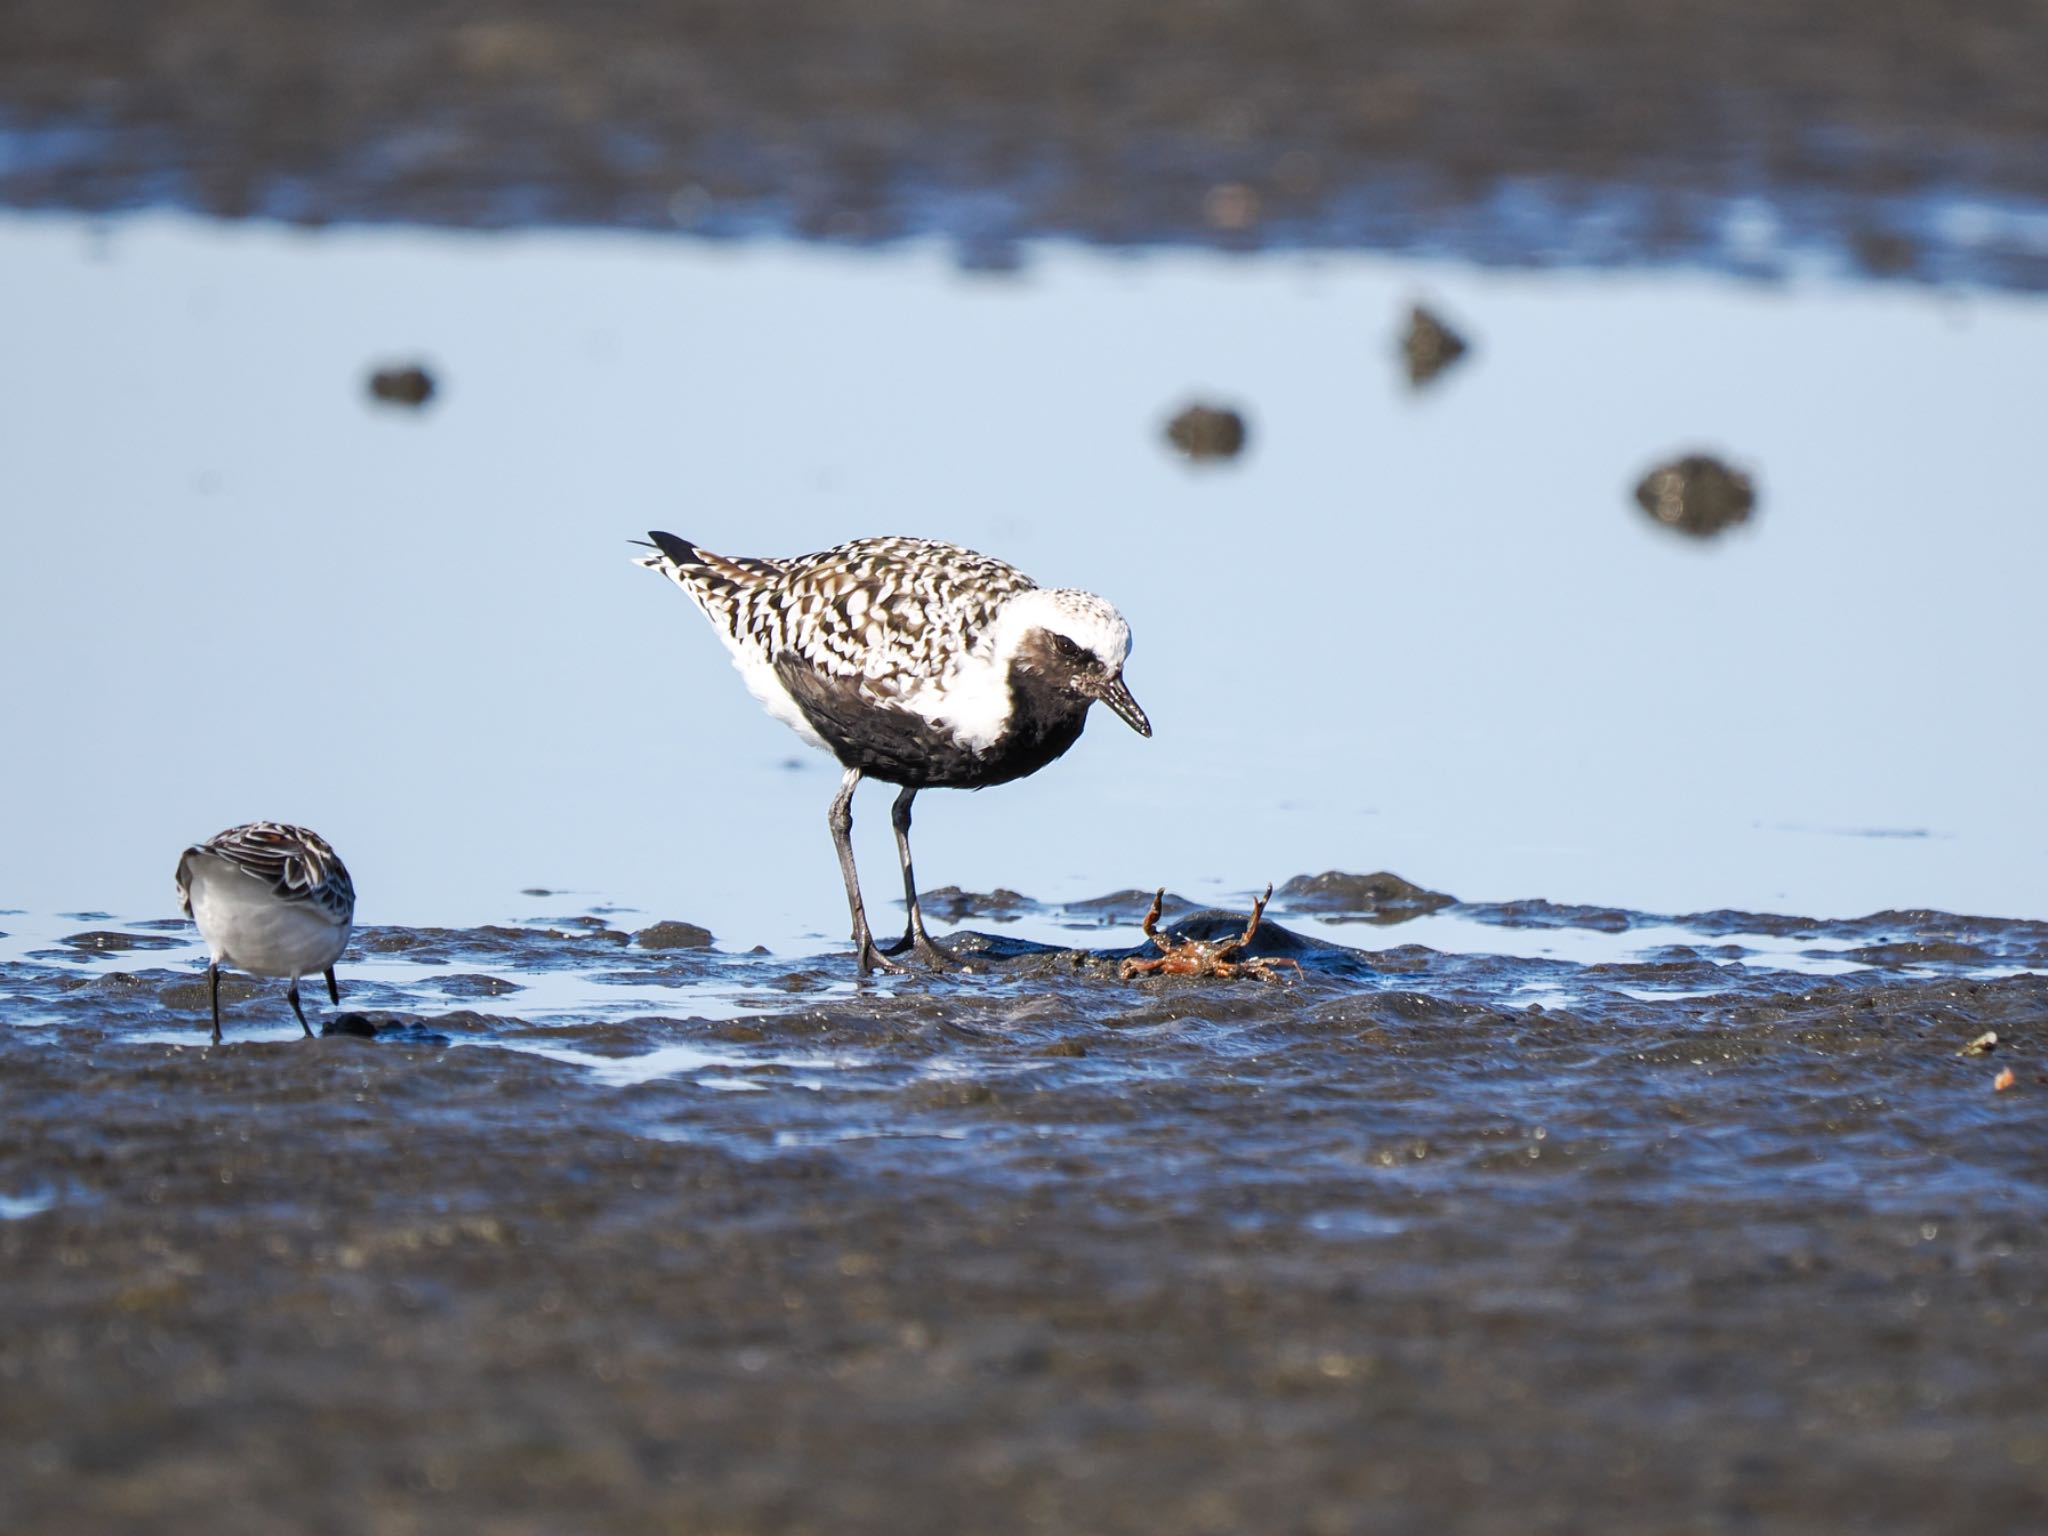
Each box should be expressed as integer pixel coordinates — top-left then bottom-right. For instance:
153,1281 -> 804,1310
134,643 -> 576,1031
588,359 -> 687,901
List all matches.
6,3 -> 2048,1518
5,1 -> 2048,286
4,897 -> 2045,1532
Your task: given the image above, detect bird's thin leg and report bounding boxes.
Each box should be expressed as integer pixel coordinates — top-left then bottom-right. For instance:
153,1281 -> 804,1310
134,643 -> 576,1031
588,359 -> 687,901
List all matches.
325,967 -> 341,1006
880,786 -> 959,969
879,785 -> 916,955
208,961 -> 222,1046
829,768 -> 903,977
287,980 -> 313,1039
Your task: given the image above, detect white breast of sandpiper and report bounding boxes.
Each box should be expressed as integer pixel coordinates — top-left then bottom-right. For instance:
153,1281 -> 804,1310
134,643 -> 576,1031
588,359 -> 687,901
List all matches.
175,822 -> 357,977
186,857 -> 352,977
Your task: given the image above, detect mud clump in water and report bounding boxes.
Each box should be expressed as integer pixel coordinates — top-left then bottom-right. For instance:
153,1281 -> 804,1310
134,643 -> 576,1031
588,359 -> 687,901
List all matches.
1059,887 -> 1197,927
367,363 -> 435,407
635,920 -> 715,949
1635,453 -> 1756,537
1165,403 -> 1248,461
426,972 -> 524,998
1852,225 -> 1921,277
60,929 -> 184,952
1400,303 -> 1470,387
1275,869 -> 1455,922
919,886 -> 1039,923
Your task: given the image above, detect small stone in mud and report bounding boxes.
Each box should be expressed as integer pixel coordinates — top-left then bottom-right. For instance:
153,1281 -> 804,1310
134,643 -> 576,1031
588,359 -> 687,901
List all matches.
1957,1031 -> 1998,1057
1275,871 -> 1455,922
1851,226 -> 1919,277
1852,940 -> 1990,967
1993,1067 -> 2016,1091
321,1014 -> 379,1038
1634,454 -> 1756,537
635,920 -> 715,950
368,363 -> 436,407
430,973 -> 523,998
1400,304 -> 1470,388
1165,403 -> 1248,462
955,237 -> 1024,275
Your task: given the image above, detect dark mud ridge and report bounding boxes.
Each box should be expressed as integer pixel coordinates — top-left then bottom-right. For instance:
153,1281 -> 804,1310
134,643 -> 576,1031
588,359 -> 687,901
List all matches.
5,1 -> 2048,288
3,885 -> 2045,1533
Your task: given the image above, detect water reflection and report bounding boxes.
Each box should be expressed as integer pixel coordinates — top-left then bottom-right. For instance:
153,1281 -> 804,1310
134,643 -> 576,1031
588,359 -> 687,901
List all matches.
1,211 -> 2044,940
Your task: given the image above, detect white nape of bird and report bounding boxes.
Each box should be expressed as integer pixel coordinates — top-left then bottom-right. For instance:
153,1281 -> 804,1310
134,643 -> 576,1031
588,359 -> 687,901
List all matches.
174,822 -> 357,1043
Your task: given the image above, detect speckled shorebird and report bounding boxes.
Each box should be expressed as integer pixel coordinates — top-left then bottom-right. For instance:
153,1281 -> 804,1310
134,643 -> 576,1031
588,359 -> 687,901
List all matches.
635,532 -> 1151,974
174,822 -> 356,1043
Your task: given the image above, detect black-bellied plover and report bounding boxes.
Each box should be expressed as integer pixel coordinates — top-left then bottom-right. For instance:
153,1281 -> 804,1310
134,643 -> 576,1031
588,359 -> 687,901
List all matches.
174,822 -> 356,1043
635,532 -> 1151,974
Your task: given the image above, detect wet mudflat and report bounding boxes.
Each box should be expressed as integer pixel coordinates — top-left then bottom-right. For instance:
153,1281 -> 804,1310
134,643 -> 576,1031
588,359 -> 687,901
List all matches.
6,0 -> 2048,287
4,893 -> 2044,1534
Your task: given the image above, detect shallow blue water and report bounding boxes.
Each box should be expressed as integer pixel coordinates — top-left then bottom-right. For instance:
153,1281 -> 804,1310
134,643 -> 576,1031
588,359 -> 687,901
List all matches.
2,211 -> 2045,942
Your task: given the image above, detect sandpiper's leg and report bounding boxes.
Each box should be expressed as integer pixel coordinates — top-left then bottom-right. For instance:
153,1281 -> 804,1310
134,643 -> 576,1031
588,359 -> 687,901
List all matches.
880,786 -> 960,968
286,980 -> 313,1039
208,961 -> 222,1046
325,967 -> 341,1005
828,768 -> 903,977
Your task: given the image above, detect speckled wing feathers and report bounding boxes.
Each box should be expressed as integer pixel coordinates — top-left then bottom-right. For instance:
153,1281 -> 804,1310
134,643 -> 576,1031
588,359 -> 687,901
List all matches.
640,534 -> 1037,698
177,822 -> 356,925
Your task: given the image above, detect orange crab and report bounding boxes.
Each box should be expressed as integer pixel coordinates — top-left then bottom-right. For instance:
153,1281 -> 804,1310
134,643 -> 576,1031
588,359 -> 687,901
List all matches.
1118,884 -> 1304,984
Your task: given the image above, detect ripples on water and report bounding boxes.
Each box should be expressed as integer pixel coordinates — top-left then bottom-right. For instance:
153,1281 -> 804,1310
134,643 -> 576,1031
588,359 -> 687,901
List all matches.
4,206 -> 2043,1259
7,890 -> 2042,1221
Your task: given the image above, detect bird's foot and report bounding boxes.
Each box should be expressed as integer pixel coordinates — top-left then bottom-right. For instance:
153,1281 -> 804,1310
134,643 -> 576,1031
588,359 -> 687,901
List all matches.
881,928 -> 963,970
854,937 -> 912,978
909,933 -> 964,971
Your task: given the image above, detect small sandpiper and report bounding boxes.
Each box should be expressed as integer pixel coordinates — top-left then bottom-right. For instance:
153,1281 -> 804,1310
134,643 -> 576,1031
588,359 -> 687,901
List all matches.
635,532 -> 1151,974
174,822 -> 356,1043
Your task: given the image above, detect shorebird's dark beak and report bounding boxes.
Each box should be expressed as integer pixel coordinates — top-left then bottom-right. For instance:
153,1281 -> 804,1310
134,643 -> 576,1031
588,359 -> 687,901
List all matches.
1097,674 -> 1152,737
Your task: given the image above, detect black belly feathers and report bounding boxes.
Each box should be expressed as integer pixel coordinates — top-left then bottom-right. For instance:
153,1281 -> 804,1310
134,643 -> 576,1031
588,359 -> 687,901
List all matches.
775,655 -> 1091,790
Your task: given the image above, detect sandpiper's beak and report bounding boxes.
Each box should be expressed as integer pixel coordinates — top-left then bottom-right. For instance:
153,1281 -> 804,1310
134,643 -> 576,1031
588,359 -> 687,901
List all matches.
1097,674 -> 1152,737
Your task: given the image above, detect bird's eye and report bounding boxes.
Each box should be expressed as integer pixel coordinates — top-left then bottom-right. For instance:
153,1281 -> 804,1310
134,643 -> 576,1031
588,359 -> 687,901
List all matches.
1051,634 -> 1086,662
